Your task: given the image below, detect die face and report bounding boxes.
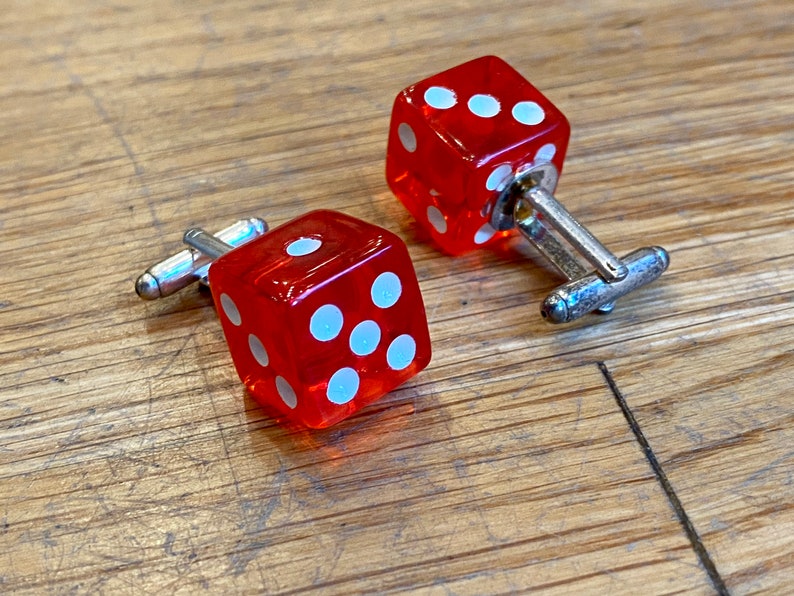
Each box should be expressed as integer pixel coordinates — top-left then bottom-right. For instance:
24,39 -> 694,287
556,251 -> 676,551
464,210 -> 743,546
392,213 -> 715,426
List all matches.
208,210 -> 431,429
386,55 -> 570,255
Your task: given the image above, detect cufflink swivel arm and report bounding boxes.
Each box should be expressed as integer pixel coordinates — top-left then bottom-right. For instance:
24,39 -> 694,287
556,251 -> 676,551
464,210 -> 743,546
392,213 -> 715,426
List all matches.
492,163 -> 669,323
135,218 -> 268,300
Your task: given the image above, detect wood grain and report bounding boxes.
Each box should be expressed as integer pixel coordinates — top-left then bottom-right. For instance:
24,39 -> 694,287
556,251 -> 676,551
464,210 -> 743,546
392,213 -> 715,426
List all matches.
1,0 -> 792,593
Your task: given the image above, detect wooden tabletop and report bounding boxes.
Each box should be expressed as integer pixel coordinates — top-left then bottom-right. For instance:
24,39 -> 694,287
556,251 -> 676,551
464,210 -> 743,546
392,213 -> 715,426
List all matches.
1,1 -> 792,593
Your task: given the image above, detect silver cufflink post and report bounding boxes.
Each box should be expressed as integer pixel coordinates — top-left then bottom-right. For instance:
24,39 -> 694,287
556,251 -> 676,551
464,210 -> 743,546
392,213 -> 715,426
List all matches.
135,217 -> 267,300
491,163 -> 669,323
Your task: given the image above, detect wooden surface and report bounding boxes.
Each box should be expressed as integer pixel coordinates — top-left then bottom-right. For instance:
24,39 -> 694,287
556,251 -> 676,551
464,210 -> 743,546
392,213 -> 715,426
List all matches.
1,1 -> 792,593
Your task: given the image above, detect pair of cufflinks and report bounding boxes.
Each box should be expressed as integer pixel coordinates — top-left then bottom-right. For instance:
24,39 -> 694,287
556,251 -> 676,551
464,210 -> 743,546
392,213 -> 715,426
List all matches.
136,56 -> 669,429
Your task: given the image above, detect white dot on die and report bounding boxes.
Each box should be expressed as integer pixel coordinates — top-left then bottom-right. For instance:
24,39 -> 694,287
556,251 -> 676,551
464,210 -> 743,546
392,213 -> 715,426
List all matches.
468,94 -> 500,118
485,164 -> 513,191
220,293 -> 241,326
535,143 -> 557,162
349,320 -> 381,356
427,205 -> 447,234
327,367 -> 360,405
424,86 -> 457,109
248,334 -> 269,367
286,237 -> 322,256
371,272 -> 402,309
512,101 -> 545,125
275,376 -> 297,409
398,122 -> 417,153
474,223 -> 497,245
387,334 -> 417,371
310,304 -> 344,342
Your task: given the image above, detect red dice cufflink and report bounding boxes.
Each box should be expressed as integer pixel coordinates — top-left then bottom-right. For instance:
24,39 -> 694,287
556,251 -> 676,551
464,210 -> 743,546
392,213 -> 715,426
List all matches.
136,210 -> 432,429
386,55 -> 669,323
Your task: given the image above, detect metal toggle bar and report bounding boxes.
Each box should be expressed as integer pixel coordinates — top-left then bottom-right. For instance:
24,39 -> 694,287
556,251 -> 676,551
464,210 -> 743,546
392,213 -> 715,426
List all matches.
135,217 -> 267,300
541,246 -> 669,323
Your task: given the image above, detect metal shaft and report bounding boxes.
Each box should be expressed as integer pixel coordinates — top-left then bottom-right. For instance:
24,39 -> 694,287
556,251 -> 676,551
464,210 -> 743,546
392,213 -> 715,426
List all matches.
183,228 -> 234,259
135,218 -> 267,300
514,198 -> 615,315
541,246 -> 670,323
524,185 -> 628,282
515,199 -> 588,280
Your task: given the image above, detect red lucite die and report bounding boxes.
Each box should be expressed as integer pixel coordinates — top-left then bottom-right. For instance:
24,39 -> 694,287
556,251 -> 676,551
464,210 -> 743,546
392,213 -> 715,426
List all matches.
207,210 -> 431,429
386,55 -> 570,255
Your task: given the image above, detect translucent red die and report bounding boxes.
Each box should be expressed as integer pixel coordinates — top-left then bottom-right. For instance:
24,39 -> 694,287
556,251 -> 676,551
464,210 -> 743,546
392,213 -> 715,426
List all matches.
386,55 -> 570,255
206,210 -> 431,429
